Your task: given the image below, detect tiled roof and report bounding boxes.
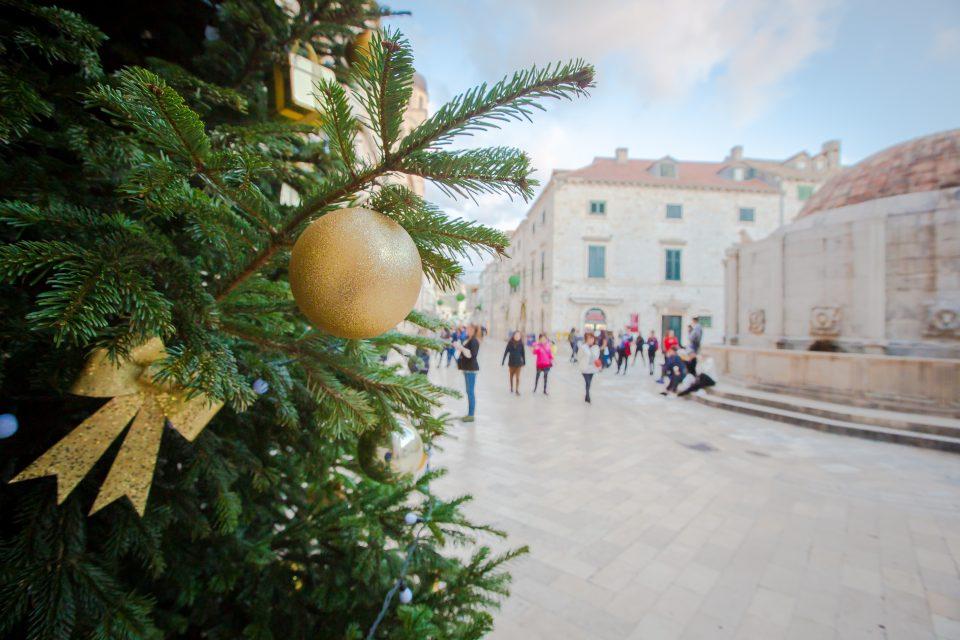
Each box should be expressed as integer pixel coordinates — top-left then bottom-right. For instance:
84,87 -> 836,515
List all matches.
800,129 -> 960,217
563,157 -> 779,193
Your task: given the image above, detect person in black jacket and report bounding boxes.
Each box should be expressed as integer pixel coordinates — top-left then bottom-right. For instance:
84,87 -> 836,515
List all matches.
501,330 -> 526,395
454,325 -> 481,422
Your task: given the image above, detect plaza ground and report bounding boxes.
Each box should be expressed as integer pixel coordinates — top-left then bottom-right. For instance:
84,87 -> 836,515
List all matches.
429,349 -> 960,640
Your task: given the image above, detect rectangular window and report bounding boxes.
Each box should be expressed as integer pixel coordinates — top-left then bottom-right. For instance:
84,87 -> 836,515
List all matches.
540,251 -> 545,281
541,210 -> 546,223
659,163 -> 676,178
698,315 -> 712,328
589,200 -> 606,215
665,249 -> 682,281
588,245 -> 606,278
532,222 -> 535,234
666,204 -> 683,219
797,184 -> 814,200
739,207 -> 755,222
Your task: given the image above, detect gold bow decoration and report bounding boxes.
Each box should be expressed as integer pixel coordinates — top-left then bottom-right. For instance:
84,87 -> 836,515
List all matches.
11,338 -> 223,516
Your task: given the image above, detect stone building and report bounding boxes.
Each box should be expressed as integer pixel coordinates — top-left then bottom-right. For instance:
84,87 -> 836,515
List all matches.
715,129 -> 960,414
478,143 -> 840,341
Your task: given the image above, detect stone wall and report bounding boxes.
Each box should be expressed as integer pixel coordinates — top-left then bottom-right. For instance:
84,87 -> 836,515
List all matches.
724,187 -> 960,358
706,345 -> 960,415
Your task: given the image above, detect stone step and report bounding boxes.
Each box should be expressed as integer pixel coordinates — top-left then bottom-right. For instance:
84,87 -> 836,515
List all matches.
694,391 -> 960,454
704,385 -> 960,437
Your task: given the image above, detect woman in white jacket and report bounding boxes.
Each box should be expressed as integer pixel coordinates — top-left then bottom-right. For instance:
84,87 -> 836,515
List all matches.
579,332 -> 601,403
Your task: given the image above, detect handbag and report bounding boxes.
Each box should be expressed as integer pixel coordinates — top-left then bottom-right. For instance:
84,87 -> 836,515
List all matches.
594,358 -> 602,368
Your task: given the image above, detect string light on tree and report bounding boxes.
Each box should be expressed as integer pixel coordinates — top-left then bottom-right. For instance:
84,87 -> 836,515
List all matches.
0,413 -> 18,439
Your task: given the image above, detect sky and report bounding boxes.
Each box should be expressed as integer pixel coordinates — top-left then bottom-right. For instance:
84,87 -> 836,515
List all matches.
385,0 -> 960,280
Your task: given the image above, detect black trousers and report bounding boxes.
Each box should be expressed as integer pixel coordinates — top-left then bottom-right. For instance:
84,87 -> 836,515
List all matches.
582,373 -> 594,401
534,366 -> 550,392
678,374 -> 716,397
616,352 -> 628,373
648,351 -> 657,374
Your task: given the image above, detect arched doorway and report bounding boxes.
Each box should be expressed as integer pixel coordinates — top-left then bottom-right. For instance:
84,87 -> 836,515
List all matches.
584,307 -> 607,333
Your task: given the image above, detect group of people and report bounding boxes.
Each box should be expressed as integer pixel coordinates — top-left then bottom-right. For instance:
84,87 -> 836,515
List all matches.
414,317 -> 717,422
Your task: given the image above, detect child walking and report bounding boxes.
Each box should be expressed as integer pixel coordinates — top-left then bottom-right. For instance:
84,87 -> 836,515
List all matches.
532,333 -> 554,394
579,332 -> 601,403
501,330 -> 526,395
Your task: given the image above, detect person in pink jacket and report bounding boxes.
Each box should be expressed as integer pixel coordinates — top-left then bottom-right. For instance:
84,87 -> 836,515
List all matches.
532,333 -> 554,395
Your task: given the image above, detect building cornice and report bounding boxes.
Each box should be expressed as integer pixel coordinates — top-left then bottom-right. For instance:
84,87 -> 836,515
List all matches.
562,176 -> 779,195
569,295 -> 624,305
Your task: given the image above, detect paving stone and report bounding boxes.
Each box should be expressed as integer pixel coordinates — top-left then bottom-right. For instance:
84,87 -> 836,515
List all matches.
428,354 -> 960,638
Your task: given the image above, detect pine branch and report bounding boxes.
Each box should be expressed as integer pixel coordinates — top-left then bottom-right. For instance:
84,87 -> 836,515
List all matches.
352,28 -> 414,160
399,147 -> 536,201
217,47 -> 594,300
314,78 -> 361,177
88,68 -> 277,234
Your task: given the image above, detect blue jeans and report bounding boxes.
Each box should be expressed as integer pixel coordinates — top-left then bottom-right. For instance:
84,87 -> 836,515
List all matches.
463,371 -> 477,416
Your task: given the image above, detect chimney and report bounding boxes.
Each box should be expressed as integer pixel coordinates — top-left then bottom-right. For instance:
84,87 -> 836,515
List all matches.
821,140 -> 840,168
729,145 -> 743,161
615,147 -> 628,164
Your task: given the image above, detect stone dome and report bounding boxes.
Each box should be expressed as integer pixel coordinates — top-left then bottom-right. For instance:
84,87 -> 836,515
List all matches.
799,129 -> 960,217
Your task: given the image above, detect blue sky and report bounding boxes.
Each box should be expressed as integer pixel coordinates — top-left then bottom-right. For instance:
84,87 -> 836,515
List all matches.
386,0 -> 959,276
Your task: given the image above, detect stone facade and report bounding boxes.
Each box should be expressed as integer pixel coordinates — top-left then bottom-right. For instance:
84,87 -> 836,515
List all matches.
724,130 -> 960,359
717,129 -> 960,412
479,143 -> 840,342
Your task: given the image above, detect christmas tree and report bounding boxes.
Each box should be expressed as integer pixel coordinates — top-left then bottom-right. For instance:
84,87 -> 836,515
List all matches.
0,1 -> 593,638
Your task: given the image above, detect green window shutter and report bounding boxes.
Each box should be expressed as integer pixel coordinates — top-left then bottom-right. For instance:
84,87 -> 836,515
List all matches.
589,200 -> 606,215
739,207 -> 755,222
588,245 -> 606,278
666,204 -> 682,219
665,249 -> 681,281
798,185 -> 814,200
699,315 -> 712,328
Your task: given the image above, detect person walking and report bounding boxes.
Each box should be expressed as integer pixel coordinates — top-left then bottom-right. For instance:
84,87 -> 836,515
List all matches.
501,330 -> 526,395
532,333 -> 554,394
568,327 -> 579,362
615,334 -> 631,374
633,332 -> 644,366
579,332 -> 601,403
598,336 -> 612,370
646,331 -> 659,376
454,325 -> 481,422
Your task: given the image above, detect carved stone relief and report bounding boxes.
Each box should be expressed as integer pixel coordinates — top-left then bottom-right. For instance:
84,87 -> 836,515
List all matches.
810,306 -> 842,336
925,301 -> 960,338
748,309 -> 765,335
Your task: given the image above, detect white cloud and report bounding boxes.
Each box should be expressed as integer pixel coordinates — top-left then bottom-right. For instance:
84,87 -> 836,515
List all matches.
931,26 -> 960,60
448,0 -> 839,122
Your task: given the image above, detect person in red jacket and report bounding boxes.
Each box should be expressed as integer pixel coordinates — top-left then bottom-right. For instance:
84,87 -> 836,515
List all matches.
663,329 -> 679,354
532,333 -> 554,395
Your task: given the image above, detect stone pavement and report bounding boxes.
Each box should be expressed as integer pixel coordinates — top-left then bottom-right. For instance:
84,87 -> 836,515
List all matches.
428,348 -> 960,640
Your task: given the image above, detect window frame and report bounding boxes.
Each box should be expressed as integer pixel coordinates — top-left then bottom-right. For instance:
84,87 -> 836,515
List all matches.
665,248 -> 682,282
587,244 -> 606,279
589,200 -> 606,215
738,207 -> 756,223
665,203 -> 683,220
797,184 -> 814,201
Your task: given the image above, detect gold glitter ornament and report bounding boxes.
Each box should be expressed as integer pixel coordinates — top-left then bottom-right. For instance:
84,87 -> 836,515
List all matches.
357,421 -> 427,482
10,338 -> 223,516
288,207 -> 422,339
